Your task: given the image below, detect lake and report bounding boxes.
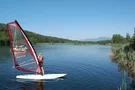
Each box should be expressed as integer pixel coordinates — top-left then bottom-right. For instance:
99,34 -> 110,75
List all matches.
0,44 -> 132,90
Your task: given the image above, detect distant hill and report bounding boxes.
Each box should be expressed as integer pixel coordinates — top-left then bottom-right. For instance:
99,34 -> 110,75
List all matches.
82,37 -> 112,41
0,23 -> 113,46
0,23 -> 72,46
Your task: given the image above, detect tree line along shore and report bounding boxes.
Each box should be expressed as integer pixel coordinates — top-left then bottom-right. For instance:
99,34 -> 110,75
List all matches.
0,23 -> 133,47
0,23 -> 111,46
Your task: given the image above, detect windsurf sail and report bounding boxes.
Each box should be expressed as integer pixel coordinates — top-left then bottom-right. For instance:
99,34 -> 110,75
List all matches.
7,20 -> 42,74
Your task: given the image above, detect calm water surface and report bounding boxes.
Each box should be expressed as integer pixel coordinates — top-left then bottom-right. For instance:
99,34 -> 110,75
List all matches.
0,44 -> 132,90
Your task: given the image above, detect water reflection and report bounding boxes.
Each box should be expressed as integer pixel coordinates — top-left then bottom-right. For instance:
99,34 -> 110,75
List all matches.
0,47 -> 11,58
18,80 -> 44,90
36,81 -> 44,90
117,70 -> 127,90
111,59 -> 134,89
17,77 -> 66,90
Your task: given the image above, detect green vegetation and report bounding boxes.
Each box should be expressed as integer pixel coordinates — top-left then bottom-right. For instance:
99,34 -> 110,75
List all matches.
24,30 -> 72,44
110,33 -> 135,89
112,33 -> 131,44
111,33 -> 135,69
0,23 -> 133,47
0,23 -> 112,47
0,23 -> 74,46
0,24 -> 9,46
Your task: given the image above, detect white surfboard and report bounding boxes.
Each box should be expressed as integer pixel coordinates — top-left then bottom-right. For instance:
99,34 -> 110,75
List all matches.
16,74 -> 66,80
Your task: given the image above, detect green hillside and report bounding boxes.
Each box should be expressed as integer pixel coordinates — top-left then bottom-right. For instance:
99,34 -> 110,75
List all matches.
0,23 -> 9,46
0,23 -> 72,46
1,23 -> 120,47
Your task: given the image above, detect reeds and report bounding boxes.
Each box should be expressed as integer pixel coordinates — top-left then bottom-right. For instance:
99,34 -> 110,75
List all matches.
111,45 -> 135,89
111,45 -> 135,69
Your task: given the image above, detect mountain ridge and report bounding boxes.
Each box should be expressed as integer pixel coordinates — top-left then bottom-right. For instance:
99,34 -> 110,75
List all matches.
82,36 -> 112,41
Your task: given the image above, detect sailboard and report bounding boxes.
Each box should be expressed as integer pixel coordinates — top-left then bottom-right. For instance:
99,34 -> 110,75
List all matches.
16,74 -> 66,80
7,20 -> 66,79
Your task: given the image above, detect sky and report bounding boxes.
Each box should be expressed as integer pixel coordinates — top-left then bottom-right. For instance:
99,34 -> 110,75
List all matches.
0,0 -> 135,40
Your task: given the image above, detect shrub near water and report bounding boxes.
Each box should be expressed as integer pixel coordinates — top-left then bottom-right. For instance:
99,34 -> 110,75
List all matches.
111,45 -> 135,78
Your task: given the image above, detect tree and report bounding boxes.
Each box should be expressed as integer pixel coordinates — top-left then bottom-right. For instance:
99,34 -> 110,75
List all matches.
112,34 -> 126,44
126,33 -> 130,42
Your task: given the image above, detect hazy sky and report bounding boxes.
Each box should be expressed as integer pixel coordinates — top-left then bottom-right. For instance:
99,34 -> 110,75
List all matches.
0,0 -> 135,40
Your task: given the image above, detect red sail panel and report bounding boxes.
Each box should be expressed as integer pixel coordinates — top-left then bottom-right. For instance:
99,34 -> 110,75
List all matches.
7,21 -> 41,73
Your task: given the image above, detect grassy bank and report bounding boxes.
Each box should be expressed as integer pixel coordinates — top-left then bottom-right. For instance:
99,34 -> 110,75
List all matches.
111,45 -> 135,71
110,44 -> 135,81
110,44 -> 135,89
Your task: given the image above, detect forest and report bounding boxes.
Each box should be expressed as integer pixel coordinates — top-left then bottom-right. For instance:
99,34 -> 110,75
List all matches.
0,23 -> 134,47
0,23 -> 75,46
0,23 -> 111,46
